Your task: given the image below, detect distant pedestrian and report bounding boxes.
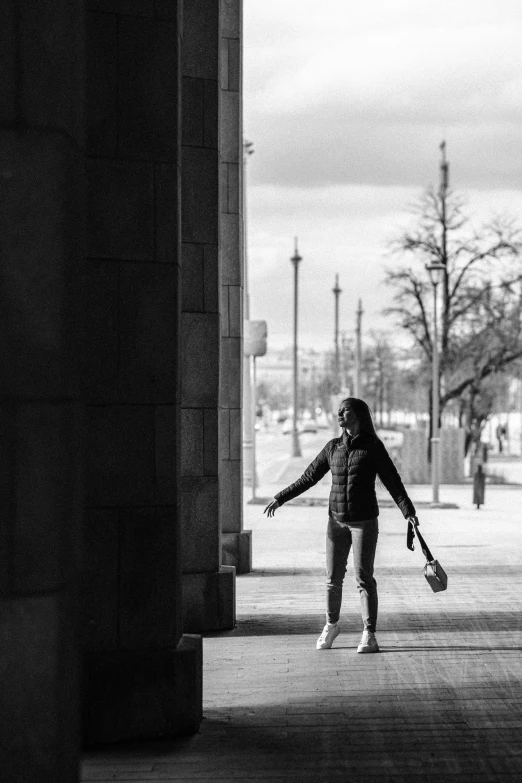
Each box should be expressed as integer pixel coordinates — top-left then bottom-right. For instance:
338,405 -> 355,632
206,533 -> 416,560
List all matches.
264,397 -> 419,653
496,423 -> 507,454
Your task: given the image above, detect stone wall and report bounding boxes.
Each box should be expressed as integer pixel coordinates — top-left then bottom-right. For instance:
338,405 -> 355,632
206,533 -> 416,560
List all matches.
180,0 -> 236,632
400,428 -> 465,485
1,0 -> 244,774
400,429 -> 429,484
220,0 -> 252,574
440,428 -> 465,484
0,3 -> 84,780
82,0 -> 202,745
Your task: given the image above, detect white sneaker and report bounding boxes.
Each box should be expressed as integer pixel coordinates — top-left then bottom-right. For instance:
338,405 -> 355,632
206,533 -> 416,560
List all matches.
357,630 -> 379,653
316,623 -> 340,650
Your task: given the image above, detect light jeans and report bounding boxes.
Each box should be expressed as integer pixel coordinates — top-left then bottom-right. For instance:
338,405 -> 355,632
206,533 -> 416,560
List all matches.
326,515 -> 379,631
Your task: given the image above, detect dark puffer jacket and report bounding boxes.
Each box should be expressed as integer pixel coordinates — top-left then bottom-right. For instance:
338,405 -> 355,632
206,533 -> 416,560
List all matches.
275,431 -> 415,522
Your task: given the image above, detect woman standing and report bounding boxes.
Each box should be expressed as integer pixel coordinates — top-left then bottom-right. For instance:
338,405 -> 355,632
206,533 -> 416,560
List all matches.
264,397 -> 419,653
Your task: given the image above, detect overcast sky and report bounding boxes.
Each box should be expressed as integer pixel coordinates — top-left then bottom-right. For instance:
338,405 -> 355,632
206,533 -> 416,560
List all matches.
243,0 -> 522,351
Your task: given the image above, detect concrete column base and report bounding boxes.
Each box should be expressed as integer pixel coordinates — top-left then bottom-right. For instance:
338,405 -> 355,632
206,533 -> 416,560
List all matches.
83,634 -> 202,746
182,566 -> 235,632
222,530 -> 252,574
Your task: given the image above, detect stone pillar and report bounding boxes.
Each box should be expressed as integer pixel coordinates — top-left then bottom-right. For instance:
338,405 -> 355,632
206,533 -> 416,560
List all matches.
82,2 -> 202,743
181,0 -> 236,630
219,0 -> 252,574
0,3 -> 84,781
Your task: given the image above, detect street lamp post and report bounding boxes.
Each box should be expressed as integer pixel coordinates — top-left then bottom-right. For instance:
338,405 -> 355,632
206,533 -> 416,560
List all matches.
291,238 -> 302,458
354,299 -> 363,397
333,275 -> 341,388
426,260 -> 445,504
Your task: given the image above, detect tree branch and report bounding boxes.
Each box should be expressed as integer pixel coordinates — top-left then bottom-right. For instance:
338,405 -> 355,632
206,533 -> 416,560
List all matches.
441,348 -> 522,407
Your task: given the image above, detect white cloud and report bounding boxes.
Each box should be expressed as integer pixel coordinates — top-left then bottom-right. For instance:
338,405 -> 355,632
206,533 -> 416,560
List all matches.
243,1 -> 522,350
244,1 -> 522,188
249,24 -> 522,122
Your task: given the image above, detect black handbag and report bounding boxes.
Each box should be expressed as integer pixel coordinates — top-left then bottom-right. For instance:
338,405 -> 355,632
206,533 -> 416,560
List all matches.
407,522 -> 448,593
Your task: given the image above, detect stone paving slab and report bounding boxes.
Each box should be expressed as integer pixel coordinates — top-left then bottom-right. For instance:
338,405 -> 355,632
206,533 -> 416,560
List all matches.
82,483 -> 522,782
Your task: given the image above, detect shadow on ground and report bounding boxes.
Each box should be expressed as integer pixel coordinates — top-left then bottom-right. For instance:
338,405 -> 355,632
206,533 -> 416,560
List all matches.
242,568 -> 324,577
242,565 -> 522,577
221,611 -> 522,637
83,678 -> 522,780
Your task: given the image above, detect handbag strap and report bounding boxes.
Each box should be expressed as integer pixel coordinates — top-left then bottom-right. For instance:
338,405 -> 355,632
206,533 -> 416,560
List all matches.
407,521 -> 434,562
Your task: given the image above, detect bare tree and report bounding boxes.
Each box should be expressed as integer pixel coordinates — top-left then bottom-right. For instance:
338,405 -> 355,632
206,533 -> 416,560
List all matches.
385,152 -> 522,450
363,333 -> 398,427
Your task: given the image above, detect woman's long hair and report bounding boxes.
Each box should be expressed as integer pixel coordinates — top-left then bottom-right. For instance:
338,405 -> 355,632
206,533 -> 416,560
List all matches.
341,397 -> 377,437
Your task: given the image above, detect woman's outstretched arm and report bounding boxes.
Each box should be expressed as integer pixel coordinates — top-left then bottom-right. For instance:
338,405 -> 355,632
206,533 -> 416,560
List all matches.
266,441 -> 332,512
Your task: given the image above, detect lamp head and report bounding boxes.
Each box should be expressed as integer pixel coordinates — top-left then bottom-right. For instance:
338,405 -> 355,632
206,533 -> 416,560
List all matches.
291,236 -> 302,265
425,261 -> 445,287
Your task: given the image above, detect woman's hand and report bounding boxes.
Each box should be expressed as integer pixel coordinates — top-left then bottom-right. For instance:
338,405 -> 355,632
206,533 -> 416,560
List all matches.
408,515 -> 420,527
263,499 -> 280,517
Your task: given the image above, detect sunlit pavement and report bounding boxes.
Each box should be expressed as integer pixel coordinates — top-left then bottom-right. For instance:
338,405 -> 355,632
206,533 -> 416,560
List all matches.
82,433 -> 522,782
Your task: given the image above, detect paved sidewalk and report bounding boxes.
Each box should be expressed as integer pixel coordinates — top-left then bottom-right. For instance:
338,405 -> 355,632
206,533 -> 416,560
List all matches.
83,483 -> 522,782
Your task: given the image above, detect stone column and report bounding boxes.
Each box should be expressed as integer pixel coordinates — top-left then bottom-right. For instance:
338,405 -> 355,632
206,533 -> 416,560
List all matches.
0,3 -> 84,780
82,2 -> 202,743
219,0 -> 252,574
180,0 -> 236,630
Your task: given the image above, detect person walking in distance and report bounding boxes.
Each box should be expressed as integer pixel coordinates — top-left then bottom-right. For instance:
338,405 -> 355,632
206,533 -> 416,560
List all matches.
264,397 -> 419,653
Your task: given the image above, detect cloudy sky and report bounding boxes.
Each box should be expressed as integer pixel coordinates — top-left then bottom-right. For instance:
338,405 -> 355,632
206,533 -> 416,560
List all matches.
243,0 -> 522,351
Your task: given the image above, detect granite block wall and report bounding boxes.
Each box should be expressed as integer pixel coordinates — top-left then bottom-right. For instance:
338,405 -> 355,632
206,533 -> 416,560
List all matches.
1,0 -> 245,773
180,0 -> 238,628
0,4 -> 84,780
82,1 -> 202,744
219,0 -> 251,572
